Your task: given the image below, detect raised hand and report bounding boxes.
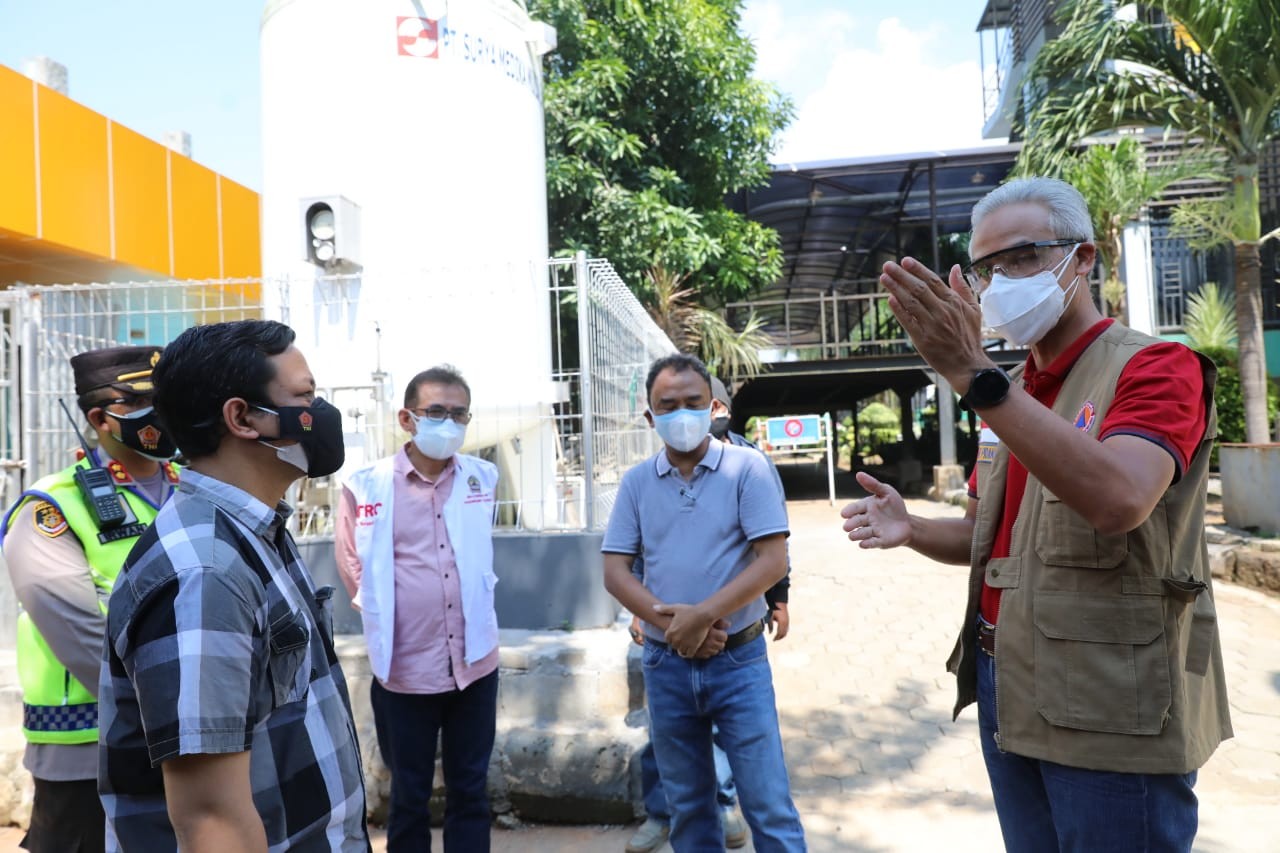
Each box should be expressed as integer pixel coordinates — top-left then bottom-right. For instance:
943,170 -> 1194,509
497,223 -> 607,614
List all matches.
841,471 -> 912,549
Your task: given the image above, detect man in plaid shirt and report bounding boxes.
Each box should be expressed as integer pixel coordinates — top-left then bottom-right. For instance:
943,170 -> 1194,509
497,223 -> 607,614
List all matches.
98,320 -> 369,851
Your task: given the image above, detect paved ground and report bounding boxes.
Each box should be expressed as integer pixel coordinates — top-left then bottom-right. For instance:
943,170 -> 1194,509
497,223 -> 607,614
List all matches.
2,464 -> 1276,852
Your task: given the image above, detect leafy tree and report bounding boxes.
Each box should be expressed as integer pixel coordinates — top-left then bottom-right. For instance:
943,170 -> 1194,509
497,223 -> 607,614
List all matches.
531,0 -> 793,307
837,402 -> 900,465
644,265 -> 773,377
1053,137 -> 1203,322
1015,0 -> 1280,443
1182,282 -> 1278,462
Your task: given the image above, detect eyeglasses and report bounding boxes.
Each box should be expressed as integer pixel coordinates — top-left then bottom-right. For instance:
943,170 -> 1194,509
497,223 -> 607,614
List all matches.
410,406 -> 472,424
99,395 -> 154,411
963,239 -> 1081,290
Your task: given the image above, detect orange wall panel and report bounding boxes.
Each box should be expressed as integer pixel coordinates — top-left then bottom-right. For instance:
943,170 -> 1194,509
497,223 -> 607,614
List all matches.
0,66 -> 38,237
110,122 -> 169,275
219,176 -> 261,278
37,86 -> 110,258
169,153 -> 219,279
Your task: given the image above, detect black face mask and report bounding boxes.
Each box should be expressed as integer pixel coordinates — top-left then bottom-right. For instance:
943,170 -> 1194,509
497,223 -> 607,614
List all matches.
254,397 -> 346,478
107,407 -> 177,461
709,415 -> 732,441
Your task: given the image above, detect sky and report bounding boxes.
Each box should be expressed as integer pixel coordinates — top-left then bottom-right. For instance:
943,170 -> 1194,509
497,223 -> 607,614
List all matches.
0,0 -> 998,192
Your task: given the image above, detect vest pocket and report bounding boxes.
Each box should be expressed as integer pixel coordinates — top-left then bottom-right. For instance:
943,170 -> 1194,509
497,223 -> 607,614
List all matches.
1033,592 -> 1170,735
267,606 -> 311,707
1034,492 -> 1128,568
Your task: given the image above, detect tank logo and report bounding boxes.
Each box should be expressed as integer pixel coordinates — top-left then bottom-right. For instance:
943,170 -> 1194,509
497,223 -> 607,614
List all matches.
397,16 -> 439,59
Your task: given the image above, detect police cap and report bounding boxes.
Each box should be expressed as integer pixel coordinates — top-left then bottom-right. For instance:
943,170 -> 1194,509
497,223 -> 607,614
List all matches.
71,345 -> 163,397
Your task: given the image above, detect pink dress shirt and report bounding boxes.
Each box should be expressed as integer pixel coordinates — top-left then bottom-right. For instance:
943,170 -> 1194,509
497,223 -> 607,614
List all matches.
336,445 -> 499,693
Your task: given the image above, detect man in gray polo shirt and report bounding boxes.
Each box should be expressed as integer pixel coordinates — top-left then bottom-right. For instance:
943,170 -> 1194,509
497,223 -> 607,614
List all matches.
603,353 -> 806,853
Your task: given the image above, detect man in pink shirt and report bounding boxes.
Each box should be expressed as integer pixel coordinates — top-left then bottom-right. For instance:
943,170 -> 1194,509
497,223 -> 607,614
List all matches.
336,364 -> 501,853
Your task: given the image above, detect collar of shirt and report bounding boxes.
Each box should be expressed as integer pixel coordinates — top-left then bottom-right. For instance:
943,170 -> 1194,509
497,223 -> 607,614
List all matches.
177,468 -> 293,539
1022,318 -> 1114,399
654,436 -> 724,478
396,443 -> 455,485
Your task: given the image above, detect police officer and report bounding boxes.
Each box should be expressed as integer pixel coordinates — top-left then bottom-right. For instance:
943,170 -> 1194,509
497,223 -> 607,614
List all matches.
1,345 -> 178,853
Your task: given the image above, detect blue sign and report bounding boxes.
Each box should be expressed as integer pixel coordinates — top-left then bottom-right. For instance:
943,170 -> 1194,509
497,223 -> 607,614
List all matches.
765,415 -> 822,446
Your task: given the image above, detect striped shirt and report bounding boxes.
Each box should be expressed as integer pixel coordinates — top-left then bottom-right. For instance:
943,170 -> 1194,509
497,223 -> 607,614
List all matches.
99,469 -> 369,852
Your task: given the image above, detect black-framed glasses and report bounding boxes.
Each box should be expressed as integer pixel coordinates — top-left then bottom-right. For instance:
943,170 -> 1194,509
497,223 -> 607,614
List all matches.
410,406 -> 472,424
963,239 -> 1082,289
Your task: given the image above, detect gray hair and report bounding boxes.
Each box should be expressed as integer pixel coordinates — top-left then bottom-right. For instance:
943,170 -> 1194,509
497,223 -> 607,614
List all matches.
972,177 -> 1095,243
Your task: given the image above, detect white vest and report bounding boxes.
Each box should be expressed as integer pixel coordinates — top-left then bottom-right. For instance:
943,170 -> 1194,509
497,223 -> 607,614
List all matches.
345,452 -> 500,681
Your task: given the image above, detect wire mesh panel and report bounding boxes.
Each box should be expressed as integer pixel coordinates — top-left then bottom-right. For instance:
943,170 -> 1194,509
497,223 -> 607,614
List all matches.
1,258 -> 673,536
0,292 -> 25,508
13,280 -> 266,484
575,256 -> 676,526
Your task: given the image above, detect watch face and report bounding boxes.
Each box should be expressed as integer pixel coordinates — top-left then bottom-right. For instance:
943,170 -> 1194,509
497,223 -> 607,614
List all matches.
971,369 -> 1010,404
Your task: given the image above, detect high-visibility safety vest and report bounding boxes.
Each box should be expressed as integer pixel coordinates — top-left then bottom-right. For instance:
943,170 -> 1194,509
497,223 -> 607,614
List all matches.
0,456 -> 176,745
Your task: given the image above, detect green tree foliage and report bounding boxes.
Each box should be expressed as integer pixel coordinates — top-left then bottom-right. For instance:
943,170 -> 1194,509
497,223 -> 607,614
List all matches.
1052,137 -> 1203,321
644,265 -> 773,377
838,402 -> 900,464
531,0 -> 793,306
1182,282 -> 1277,462
1014,0 -> 1280,443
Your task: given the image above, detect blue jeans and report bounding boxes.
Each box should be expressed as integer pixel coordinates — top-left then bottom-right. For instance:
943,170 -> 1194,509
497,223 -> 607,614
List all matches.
643,634 -> 805,852
371,671 -> 498,853
641,729 -> 736,824
976,648 -> 1199,852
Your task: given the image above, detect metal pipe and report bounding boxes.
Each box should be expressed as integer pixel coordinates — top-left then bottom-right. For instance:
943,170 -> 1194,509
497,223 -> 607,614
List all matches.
574,251 -> 596,530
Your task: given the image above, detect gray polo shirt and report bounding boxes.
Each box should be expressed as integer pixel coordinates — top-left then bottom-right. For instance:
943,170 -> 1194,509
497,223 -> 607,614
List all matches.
602,440 -> 789,640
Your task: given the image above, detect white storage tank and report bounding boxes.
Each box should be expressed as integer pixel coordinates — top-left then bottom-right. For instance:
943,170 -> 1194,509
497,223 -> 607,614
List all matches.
260,0 -> 561,527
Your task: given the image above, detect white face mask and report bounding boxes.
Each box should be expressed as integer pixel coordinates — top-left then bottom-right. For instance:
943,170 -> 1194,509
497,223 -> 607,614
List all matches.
979,244 -> 1082,347
650,407 -> 712,453
411,413 -> 466,460
260,440 -> 309,475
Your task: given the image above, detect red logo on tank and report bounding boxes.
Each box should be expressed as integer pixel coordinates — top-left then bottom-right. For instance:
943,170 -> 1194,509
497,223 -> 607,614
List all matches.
397,16 -> 439,58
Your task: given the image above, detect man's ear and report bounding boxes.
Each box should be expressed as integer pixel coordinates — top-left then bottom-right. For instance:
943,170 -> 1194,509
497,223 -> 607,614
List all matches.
1075,242 -> 1098,277
222,398 -> 262,440
85,407 -> 109,431
643,409 -> 655,429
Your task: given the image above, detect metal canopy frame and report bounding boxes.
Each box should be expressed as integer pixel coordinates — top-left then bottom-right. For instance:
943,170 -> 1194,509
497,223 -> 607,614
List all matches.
726,144 -> 1021,354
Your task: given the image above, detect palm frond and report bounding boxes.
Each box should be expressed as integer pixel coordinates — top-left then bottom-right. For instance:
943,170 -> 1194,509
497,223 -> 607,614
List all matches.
1183,281 -> 1238,352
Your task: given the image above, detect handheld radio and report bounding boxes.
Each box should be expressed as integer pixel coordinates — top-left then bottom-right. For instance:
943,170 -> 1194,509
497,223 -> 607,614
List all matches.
59,399 -> 128,529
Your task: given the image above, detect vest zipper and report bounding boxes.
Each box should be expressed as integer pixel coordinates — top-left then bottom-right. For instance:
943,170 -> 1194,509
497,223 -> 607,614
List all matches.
63,669 -> 72,706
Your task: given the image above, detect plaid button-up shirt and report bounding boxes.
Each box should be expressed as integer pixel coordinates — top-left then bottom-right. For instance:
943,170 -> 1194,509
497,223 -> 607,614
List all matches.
99,469 -> 368,851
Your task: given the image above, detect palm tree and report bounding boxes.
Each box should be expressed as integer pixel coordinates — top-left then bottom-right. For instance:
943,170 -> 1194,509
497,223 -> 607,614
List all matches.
644,265 -> 773,379
1053,136 -> 1203,322
1015,0 -> 1280,443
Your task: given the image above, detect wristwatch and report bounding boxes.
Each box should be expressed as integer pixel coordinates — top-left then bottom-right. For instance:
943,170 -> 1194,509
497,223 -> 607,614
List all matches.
962,367 -> 1012,409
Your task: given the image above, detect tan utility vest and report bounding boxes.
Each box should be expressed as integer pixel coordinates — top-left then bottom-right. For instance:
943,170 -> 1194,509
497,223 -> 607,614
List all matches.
947,322 -> 1232,774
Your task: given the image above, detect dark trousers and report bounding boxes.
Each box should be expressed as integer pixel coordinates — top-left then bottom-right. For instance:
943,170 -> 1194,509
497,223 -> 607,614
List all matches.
371,671 -> 498,853
21,777 -> 105,853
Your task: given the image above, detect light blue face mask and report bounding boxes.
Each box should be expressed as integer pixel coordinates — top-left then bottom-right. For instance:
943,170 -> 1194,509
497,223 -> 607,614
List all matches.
411,413 -> 467,460
650,406 -> 712,453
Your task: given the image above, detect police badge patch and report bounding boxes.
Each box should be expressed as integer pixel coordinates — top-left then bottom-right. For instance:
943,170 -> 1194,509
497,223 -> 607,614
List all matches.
32,502 -> 69,538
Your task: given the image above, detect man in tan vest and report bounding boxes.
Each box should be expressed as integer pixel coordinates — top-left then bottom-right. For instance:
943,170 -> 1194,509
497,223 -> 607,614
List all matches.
839,176 -> 1231,852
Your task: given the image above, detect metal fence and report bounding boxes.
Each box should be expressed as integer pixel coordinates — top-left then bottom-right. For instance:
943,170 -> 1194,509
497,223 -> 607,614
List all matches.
565,256 -> 674,526
0,256 -> 672,536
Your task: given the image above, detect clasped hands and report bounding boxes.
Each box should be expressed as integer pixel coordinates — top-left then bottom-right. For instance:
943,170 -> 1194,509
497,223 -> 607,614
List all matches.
632,603 -> 728,659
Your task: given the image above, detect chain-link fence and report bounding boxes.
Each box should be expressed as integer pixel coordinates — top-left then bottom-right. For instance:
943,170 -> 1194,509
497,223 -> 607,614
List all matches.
0,255 -> 674,535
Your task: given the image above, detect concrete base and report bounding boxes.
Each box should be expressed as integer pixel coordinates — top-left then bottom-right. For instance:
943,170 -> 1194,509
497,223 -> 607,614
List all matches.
929,464 -> 966,500
337,620 -> 646,826
300,532 -> 621,635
